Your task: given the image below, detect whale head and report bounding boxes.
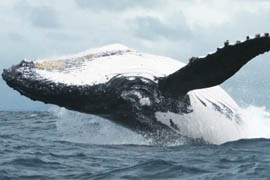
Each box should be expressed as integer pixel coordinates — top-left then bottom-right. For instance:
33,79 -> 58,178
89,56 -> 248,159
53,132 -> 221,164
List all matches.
2,44 -> 191,118
2,58 -> 131,117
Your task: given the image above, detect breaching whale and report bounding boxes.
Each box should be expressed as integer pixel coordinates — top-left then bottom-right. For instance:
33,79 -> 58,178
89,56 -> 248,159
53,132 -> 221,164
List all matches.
2,34 -> 270,144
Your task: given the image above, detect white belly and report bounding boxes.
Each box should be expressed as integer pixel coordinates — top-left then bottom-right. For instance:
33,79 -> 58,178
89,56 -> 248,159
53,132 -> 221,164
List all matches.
155,87 -> 242,144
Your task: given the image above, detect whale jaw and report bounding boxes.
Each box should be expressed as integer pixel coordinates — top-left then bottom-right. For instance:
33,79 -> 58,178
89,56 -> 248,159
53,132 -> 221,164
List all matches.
2,60 -> 63,103
1,60 -> 121,116
2,60 -> 38,100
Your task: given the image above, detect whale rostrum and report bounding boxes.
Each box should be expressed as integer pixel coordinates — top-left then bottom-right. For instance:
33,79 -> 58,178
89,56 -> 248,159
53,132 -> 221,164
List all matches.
2,34 -> 270,144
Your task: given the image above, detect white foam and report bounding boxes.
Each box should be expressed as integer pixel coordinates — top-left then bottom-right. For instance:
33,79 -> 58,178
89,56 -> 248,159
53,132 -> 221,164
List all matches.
50,104 -> 270,146
239,106 -> 270,139
51,107 -> 149,145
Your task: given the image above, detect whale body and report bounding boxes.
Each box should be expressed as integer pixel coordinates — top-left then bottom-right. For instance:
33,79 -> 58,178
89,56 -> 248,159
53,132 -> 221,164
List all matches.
2,34 -> 270,144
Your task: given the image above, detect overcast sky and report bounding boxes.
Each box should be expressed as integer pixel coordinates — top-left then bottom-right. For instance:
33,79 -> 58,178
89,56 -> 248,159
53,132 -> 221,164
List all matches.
1,0 -> 270,110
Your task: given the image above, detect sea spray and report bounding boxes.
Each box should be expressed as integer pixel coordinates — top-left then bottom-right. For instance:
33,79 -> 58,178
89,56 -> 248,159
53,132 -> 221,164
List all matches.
50,107 -> 148,145
240,105 -> 270,139
50,105 -> 270,146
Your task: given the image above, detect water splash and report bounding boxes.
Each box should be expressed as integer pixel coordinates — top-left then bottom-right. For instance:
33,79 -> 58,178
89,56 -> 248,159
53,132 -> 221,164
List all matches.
239,105 -> 270,139
50,107 -> 148,145
50,105 -> 270,146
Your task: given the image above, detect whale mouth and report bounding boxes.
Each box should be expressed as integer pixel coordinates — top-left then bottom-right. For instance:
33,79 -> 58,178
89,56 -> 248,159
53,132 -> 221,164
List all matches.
2,60 -> 45,101
1,59 -> 125,116
1,59 -> 83,104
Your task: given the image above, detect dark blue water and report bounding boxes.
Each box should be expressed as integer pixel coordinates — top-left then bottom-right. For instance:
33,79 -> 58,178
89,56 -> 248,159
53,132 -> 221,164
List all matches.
1,110 -> 270,180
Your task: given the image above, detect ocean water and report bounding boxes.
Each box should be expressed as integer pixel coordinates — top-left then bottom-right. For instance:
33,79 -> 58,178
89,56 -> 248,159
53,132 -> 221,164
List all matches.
1,107 -> 270,180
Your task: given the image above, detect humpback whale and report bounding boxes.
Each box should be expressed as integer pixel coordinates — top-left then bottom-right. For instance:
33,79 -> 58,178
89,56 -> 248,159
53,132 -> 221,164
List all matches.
2,33 -> 270,144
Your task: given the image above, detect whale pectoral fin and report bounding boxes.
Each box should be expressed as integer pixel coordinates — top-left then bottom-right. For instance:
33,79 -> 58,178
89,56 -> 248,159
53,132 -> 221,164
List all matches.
158,33 -> 270,96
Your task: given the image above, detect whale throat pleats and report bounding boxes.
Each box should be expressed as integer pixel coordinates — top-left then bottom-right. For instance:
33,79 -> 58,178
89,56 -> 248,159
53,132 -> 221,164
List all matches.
158,33 -> 270,97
